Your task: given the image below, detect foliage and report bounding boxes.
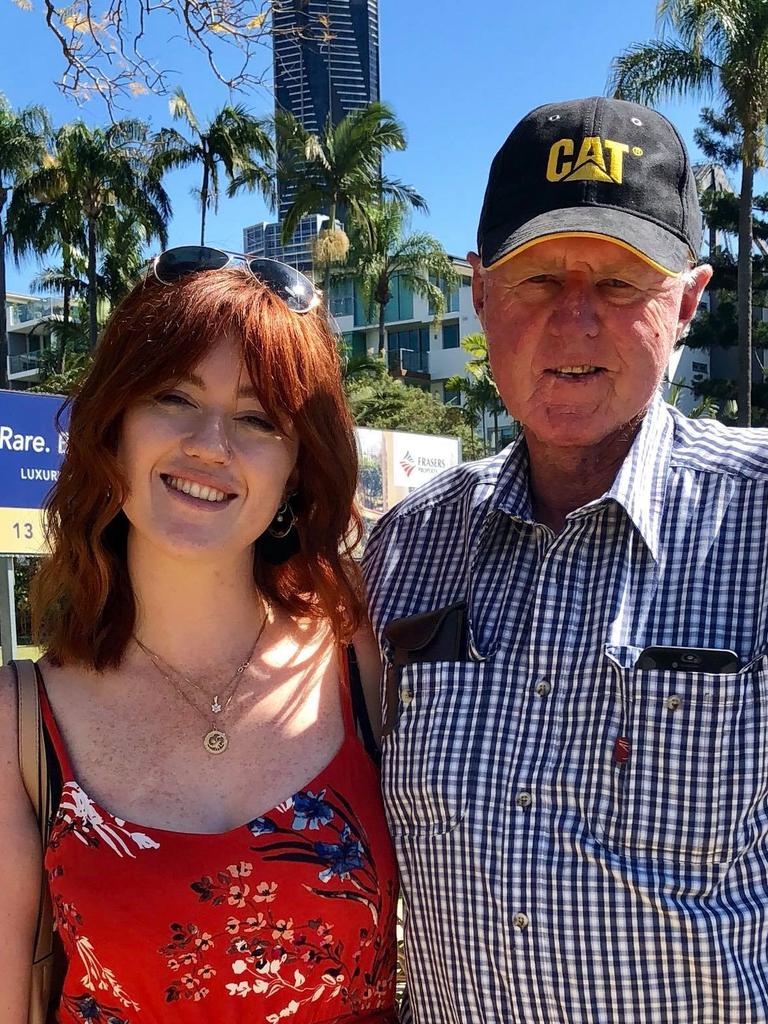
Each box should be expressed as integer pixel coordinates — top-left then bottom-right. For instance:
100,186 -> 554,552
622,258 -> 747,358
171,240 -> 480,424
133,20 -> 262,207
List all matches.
611,0 -> 768,425
345,359 -> 483,460
0,95 -> 50,388
12,119 -> 170,350
30,351 -> 93,396
277,102 -> 427,295
14,0 -> 301,112
153,90 -> 273,246
344,200 -> 457,354
445,333 -> 509,456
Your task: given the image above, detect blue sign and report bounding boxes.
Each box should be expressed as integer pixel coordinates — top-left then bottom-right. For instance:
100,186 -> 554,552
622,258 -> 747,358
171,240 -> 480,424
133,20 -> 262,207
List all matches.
0,390 -> 68,553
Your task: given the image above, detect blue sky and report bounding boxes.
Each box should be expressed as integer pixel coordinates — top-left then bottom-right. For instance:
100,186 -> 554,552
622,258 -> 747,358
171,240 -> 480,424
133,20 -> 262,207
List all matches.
1,0 -> 726,294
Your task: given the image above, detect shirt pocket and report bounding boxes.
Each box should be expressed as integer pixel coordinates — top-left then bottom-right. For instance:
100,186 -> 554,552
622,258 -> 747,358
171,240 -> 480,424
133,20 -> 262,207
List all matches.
599,644 -> 768,865
380,660 -> 485,838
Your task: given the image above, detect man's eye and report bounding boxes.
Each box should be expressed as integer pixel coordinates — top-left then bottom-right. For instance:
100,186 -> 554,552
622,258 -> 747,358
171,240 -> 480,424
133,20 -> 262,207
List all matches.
524,275 -> 556,285
601,278 -> 632,289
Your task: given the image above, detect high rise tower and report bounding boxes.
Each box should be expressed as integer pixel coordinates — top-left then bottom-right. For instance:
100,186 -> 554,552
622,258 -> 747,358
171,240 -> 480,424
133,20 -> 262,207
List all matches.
273,0 -> 380,220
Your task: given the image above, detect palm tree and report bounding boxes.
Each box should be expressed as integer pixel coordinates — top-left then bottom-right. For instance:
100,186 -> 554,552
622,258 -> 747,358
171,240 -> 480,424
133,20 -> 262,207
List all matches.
9,161 -> 86,369
15,120 -> 170,349
153,89 -> 273,246
277,102 -> 427,297
446,333 -> 508,455
344,200 -> 457,359
611,0 -> 768,426
0,95 -> 49,387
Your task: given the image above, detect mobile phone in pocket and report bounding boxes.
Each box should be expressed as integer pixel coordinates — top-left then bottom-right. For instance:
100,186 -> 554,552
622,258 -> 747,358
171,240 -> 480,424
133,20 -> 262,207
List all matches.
635,645 -> 741,673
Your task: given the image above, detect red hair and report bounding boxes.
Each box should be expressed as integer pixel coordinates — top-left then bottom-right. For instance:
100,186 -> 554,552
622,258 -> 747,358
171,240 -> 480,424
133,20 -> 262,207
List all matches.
33,268 -> 363,669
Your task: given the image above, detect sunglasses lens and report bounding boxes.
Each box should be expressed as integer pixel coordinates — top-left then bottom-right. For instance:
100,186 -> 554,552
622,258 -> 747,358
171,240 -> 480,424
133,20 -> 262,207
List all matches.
247,259 -> 317,312
155,246 -> 229,283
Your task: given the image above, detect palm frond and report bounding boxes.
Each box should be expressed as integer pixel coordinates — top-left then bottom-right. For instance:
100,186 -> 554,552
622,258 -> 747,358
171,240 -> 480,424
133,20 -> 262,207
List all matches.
610,41 -> 718,103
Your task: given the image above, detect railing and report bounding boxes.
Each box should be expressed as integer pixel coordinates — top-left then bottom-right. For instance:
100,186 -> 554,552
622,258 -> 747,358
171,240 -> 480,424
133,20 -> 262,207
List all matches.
329,295 -> 354,317
387,348 -> 429,375
8,352 -> 44,375
6,297 -> 65,326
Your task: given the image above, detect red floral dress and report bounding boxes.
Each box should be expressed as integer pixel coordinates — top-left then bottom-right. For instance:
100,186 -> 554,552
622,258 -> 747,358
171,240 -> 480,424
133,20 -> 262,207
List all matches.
39,656 -> 398,1024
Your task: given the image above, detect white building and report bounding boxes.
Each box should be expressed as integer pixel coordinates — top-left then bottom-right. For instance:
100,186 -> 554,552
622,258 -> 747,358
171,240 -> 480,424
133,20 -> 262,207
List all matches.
4,294 -> 63,387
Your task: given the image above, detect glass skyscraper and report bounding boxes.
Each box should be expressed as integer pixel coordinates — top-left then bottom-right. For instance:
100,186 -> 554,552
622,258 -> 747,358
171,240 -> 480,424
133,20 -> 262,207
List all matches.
272,0 -> 380,220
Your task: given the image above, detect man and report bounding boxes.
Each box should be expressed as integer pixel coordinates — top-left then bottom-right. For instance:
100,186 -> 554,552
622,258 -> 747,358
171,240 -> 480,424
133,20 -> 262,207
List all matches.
363,96 -> 768,1023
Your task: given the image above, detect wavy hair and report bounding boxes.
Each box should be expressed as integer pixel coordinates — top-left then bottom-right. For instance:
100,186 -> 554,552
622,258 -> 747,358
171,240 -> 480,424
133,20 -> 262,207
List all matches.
33,268 -> 363,669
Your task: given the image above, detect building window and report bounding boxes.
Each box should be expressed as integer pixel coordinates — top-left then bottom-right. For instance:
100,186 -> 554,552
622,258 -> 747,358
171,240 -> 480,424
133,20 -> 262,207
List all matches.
340,331 -> 368,361
429,274 -> 460,315
387,325 -> 429,374
384,274 -> 414,322
442,322 -> 460,349
691,361 -> 708,373
442,381 -> 462,406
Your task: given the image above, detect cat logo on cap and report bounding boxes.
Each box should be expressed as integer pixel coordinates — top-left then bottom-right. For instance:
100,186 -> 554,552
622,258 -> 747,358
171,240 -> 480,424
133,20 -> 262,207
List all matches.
546,136 -> 642,185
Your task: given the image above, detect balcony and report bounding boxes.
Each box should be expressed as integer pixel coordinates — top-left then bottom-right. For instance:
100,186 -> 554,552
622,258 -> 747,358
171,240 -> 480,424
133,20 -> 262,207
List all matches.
387,348 -> 429,377
329,295 -> 354,318
7,351 -> 44,378
7,297 -> 64,327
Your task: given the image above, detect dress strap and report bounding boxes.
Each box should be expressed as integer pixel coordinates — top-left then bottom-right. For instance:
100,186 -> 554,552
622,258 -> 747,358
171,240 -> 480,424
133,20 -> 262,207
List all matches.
36,666 -> 76,781
337,646 -> 357,738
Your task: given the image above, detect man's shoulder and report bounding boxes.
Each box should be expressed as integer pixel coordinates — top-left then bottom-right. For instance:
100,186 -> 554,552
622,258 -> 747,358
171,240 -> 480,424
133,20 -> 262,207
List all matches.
668,407 -> 768,479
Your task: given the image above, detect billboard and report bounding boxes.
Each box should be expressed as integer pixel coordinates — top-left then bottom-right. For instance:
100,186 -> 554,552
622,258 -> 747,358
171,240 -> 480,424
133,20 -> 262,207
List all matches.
356,428 -> 461,524
0,391 -> 67,555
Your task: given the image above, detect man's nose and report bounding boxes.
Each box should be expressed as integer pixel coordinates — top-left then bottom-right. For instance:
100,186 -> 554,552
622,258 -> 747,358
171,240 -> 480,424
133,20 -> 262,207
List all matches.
548,281 -> 600,338
181,414 -> 232,463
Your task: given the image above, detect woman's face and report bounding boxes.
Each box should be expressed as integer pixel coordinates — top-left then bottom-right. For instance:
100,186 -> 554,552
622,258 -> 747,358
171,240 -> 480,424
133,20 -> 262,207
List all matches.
118,335 -> 299,563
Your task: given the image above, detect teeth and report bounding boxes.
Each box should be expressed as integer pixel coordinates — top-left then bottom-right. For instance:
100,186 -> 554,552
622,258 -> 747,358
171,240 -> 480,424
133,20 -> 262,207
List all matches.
556,365 -> 597,375
167,476 -> 228,502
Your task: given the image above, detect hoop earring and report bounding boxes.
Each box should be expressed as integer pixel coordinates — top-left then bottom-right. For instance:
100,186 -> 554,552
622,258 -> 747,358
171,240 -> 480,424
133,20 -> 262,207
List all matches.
267,499 -> 297,539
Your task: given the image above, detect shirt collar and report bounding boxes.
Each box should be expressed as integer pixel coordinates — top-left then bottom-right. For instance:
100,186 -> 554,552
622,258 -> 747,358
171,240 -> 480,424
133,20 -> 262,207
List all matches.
491,392 -> 675,561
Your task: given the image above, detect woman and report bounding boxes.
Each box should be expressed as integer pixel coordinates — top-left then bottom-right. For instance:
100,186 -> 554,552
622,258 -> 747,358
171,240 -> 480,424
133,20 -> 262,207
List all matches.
0,247 -> 398,1023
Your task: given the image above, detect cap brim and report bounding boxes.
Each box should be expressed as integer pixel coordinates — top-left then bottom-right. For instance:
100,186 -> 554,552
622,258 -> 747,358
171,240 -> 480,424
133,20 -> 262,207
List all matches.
482,207 -> 694,277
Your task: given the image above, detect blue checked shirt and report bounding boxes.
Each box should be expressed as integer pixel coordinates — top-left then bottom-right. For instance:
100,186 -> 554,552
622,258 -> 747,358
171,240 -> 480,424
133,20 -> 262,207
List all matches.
363,395 -> 768,1023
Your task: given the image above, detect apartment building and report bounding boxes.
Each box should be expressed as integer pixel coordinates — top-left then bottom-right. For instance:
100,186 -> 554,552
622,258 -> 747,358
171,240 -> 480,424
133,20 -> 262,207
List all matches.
4,294 -> 62,387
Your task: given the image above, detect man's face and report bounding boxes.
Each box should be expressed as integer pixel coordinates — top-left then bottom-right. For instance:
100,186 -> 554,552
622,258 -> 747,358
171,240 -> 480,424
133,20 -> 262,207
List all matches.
470,237 -> 711,450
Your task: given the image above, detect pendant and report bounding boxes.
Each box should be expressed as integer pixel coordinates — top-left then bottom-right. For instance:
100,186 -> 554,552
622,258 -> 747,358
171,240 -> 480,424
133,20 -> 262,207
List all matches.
211,696 -> 222,714
203,728 -> 228,755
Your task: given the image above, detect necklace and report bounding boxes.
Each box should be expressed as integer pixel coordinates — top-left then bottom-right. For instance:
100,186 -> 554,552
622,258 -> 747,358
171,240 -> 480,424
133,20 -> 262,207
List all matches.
134,608 -> 269,755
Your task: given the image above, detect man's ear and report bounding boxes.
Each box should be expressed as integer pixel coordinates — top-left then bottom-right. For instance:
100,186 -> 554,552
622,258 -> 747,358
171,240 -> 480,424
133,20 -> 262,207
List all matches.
467,251 -> 486,323
678,263 -> 713,337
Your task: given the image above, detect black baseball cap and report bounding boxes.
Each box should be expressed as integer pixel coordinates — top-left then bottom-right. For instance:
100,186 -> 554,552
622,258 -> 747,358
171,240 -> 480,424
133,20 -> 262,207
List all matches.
477,96 -> 702,276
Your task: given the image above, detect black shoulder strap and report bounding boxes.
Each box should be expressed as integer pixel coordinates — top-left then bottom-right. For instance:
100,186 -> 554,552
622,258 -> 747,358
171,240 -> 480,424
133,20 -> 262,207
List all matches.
346,646 -> 380,766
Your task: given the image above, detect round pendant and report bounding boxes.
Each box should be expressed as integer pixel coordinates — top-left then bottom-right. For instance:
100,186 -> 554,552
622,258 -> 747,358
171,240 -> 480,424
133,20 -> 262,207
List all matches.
203,728 -> 229,755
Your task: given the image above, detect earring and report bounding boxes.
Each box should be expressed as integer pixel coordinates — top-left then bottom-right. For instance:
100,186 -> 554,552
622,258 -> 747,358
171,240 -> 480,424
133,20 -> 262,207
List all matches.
259,496 -> 300,566
267,498 -> 297,539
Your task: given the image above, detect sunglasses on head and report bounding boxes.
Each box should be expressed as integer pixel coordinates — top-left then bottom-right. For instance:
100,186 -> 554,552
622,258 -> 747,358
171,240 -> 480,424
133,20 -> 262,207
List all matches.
151,246 -> 320,314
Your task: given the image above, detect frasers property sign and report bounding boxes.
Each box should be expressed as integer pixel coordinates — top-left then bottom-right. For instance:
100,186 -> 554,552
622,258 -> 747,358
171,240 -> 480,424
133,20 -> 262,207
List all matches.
0,391 -> 67,555
391,431 -> 460,490
356,427 -> 461,523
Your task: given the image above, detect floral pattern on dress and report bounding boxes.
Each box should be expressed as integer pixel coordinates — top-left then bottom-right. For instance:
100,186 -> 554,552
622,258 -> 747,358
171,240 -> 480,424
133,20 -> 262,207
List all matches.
50,782 -> 161,859
59,993 -> 131,1023
53,890 -> 140,1016
159,786 -> 396,1021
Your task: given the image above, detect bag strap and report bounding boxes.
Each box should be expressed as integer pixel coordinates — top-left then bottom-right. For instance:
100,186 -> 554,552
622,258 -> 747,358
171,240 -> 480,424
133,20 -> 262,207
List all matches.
13,659 -> 56,968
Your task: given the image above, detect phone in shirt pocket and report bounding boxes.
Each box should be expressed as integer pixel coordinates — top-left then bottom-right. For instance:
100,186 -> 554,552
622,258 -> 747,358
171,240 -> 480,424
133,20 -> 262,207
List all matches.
596,642 -> 768,867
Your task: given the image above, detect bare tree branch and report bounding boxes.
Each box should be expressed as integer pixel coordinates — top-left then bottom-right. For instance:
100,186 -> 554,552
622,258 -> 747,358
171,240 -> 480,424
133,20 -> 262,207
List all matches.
27,0 -> 318,114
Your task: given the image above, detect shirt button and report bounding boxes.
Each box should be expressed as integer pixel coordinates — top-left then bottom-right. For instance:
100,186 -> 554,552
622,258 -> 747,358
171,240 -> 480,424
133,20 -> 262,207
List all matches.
513,912 -> 530,930
401,689 -> 414,705
516,791 -> 533,809
535,680 -> 551,697
666,695 -> 682,711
